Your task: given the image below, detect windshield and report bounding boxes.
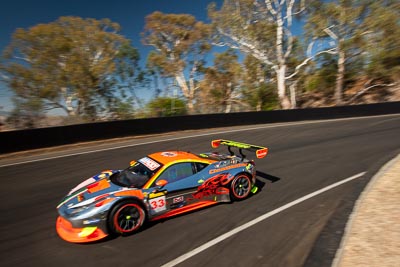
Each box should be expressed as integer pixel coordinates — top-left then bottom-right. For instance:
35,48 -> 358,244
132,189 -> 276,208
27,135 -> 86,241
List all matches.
110,162 -> 154,188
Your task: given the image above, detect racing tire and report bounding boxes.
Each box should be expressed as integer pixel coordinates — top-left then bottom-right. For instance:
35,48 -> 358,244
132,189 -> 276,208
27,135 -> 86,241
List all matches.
108,201 -> 146,235
230,174 -> 252,201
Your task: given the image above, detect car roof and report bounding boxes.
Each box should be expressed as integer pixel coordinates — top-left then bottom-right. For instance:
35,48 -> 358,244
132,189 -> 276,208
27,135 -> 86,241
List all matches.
148,151 -> 215,165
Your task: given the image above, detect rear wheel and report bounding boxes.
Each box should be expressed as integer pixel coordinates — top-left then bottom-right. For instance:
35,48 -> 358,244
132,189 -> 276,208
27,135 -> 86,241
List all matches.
230,174 -> 252,201
109,201 -> 145,235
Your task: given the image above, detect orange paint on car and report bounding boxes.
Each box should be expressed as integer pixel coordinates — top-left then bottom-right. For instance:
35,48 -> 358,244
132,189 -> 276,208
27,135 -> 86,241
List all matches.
87,179 -> 110,194
56,216 -> 108,243
114,190 -> 144,199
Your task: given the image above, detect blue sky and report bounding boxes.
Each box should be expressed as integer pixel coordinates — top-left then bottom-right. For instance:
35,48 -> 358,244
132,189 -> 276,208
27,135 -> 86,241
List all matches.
0,0 -> 223,114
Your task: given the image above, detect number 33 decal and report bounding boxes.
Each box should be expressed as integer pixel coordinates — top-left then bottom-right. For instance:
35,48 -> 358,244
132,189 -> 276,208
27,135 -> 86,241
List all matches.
149,196 -> 166,213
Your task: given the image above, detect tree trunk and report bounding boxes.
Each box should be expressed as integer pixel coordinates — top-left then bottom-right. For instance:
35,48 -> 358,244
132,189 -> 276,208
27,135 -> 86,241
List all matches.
187,92 -> 195,114
277,65 -> 291,109
63,88 -> 76,116
175,74 -> 195,114
335,49 -> 345,105
289,80 -> 298,109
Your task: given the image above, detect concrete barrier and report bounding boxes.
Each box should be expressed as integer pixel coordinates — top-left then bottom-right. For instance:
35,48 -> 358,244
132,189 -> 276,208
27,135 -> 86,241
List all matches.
1,101 -> 399,154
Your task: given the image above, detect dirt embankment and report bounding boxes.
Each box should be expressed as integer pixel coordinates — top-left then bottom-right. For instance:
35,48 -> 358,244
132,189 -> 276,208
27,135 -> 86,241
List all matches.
333,154 -> 400,267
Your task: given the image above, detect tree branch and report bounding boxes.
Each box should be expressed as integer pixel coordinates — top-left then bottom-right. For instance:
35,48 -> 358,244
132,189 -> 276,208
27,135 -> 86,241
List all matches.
265,0 -> 277,17
285,47 -> 337,80
13,56 -> 32,63
0,72 -> 9,82
347,83 -> 396,104
215,27 -> 275,66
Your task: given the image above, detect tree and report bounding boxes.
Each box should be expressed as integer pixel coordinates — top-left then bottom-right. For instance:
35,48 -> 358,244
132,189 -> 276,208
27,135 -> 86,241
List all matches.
1,16 -> 135,119
142,12 -> 212,114
5,97 -> 44,129
241,55 -> 279,111
147,97 -> 187,117
362,0 -> 400,89
306,0 -> 372,105
209,0 -> 336,109
108,98 -> 136,120
199,49 -> 243,113
304,53 -> 337,93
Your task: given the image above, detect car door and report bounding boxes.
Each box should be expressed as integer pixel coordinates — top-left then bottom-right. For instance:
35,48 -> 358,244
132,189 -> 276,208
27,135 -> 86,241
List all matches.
148,162 -> 208,214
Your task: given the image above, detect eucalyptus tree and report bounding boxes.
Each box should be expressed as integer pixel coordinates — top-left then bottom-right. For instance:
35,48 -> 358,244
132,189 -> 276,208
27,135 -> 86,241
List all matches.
1,16 -> 137,119
142,12 -> 212,114
241,55 -> 278,111
209,0 -> 336,109
199,49 -> 243,113
305,0 -> 375,105
358,0 -> 400,102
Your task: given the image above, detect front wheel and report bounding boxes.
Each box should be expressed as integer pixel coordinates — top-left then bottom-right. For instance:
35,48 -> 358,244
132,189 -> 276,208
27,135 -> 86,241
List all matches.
230,174 -> 252,201
108,201 -> 146,235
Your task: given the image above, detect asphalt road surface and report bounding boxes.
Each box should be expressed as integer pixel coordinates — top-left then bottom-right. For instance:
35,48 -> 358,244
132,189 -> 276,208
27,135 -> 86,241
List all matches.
1,114 -> 399,267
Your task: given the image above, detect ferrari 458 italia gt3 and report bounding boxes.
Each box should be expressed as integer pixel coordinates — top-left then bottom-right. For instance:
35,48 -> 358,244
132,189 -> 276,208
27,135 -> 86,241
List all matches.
56,139 -> 268,243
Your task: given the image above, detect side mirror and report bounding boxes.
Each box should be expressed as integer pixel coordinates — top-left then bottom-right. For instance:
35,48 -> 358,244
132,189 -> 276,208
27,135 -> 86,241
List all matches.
155,179 -> 168,188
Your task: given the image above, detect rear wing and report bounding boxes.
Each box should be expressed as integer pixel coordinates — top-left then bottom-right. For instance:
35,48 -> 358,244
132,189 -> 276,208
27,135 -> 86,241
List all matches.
211,139 -> 268,159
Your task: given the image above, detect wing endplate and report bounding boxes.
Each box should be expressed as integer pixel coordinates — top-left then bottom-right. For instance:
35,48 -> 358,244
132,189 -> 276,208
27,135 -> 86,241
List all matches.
211,139 -> 268,159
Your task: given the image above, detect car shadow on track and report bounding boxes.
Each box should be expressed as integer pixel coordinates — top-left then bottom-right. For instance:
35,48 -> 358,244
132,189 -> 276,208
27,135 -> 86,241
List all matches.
256,171 -> 280,183
252,171 -> 281,197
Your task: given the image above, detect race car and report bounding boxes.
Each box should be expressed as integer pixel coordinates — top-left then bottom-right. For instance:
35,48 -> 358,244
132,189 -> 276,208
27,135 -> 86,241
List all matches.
56,139 -> 268,243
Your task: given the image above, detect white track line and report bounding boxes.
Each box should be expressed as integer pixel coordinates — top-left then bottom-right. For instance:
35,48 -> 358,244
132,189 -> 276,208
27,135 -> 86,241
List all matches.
1,113 -> 398,168
161,172 -> 366,267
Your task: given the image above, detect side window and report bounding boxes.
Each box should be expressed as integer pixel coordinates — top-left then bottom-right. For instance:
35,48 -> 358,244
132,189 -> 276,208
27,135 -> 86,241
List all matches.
195,162 -> 208,173
157,162 -> 195,183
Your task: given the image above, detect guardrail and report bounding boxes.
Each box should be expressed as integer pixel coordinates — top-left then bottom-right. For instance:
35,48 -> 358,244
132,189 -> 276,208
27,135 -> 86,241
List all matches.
1,101 -> 400,154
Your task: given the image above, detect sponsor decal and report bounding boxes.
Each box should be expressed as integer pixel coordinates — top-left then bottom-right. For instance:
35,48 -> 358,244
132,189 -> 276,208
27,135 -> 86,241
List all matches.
161,152 -> 177,157
149,196 -> 166,213
209,163 -> 247,174
256,148 -> 268,158
77,193 -> 85,202
173,196 -> 184,203
189,174 -> 233,200
139,157 -> 161,171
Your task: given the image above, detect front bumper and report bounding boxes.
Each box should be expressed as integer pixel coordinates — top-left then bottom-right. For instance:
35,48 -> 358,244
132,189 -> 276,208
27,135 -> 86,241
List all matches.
56,216 -> 108,243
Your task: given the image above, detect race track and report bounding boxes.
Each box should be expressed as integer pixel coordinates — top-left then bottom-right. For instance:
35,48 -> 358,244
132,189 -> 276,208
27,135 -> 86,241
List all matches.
1,114 -> 399,267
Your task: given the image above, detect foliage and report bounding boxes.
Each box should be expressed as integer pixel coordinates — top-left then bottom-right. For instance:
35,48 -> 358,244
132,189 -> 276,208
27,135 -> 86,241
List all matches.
199,49 -> 243,113
305,0 -> 400,104
1,16 -> 138,119
147,97 -> 187,117
241,55 -> 279,111
142,12 -> 212,113
304,54 -> 337,93
108,98 -> 136,120
5,97 -> 44,129
306,0 -> 373,104
363,0 -> 400,82
2,2 -> 400,130
208,0 -> 325,109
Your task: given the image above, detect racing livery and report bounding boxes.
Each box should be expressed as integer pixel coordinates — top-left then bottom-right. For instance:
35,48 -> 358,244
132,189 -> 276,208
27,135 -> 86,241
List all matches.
56,139 -> 268,243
